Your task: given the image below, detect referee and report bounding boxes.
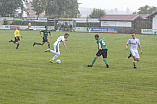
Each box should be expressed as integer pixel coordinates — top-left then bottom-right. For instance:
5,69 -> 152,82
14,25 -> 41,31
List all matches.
9,26 -> 23,49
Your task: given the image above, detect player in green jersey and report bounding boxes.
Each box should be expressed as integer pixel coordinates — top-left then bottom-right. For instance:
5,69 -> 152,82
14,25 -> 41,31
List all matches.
33,26 -> 52,50
88,34 -> 109,68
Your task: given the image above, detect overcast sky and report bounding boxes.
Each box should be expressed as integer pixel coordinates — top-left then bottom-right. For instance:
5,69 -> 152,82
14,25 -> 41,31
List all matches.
78,0 -> 157,11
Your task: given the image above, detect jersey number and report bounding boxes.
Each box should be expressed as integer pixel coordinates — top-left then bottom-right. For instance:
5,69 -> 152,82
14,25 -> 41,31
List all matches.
102,41 -> 105,45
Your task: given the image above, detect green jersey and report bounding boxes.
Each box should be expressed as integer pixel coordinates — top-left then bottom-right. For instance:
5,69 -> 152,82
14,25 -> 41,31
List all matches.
41,30 -> 51,39
97,38 -> 107,49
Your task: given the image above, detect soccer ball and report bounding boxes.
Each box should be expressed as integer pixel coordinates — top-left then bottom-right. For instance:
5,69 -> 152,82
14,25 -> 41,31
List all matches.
56,60 -> 61,64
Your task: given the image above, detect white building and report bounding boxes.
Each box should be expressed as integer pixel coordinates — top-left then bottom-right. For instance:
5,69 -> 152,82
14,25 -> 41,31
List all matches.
147,11 -> 157,29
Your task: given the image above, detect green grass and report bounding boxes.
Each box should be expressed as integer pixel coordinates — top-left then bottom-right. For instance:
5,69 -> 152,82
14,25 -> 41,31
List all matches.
0,30 -> 157,104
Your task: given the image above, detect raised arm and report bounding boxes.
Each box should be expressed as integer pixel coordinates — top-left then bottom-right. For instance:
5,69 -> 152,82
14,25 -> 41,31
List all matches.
62,41 -> 67,51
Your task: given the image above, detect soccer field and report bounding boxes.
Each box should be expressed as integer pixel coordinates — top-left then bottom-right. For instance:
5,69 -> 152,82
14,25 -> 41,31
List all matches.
0,30 -> 157,104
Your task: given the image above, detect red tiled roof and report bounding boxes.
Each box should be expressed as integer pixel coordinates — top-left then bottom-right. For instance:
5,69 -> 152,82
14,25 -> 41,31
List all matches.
139,14 -> 150,19
99,14 -> 149,21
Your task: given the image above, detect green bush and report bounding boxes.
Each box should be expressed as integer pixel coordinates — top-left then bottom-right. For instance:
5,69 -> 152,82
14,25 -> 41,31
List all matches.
11,21 -> 54,26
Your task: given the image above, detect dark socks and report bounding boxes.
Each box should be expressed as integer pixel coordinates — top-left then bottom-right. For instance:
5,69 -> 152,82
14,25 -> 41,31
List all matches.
9,40 -> 15,43
128,54 -> 132,58
48,44 -> 50,48
16,43 -> 19,49
35,43 -> 42,45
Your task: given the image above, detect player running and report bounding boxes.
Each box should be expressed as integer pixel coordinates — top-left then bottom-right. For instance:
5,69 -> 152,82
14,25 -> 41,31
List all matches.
45,33 -> 69,63
88,34 -> 109,68
9,26 -> 23,49
126,33 -> 142,69
33,26 -> 52,50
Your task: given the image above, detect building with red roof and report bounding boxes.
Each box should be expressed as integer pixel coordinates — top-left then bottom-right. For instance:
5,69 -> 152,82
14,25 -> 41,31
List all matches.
99,14 -> 151,34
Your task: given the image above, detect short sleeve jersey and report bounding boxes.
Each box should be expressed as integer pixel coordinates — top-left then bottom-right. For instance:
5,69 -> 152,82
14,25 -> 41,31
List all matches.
127,38 -> 140,50
41,30 -> 51,39
28,23 -> 31,29
14,29 -> 21,37
97,38 -> 107,49
54,36 -> 65,45
28,23 -> 31,27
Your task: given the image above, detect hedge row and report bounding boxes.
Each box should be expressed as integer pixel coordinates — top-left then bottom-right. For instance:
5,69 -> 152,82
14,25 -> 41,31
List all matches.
4,21 -> 100,27
11,21 -> 54,26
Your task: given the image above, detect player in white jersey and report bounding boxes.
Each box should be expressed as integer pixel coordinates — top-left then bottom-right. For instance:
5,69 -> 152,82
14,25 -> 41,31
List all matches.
45,33 -> 69,63
126,33 -> 142,68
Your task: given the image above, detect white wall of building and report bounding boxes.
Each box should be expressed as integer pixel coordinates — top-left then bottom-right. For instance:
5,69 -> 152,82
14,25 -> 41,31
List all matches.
101,21 -> 132,27
73,18 -> 99,23
153,15 -> 157,29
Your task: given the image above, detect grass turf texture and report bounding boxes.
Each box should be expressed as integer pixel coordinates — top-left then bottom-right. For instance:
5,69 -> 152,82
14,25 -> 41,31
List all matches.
0,30 -> 157,104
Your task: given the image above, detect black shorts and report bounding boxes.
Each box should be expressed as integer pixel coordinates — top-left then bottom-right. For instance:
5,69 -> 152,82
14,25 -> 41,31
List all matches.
15,37 -> 20,42
43,37 -> 48,42
96,49 -> 108,58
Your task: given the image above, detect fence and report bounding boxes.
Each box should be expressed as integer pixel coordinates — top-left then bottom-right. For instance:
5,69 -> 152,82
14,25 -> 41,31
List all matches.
0,17 -> 154,34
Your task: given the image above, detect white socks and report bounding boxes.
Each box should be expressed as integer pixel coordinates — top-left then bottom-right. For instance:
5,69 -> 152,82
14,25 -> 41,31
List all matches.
133,60 -> 137,67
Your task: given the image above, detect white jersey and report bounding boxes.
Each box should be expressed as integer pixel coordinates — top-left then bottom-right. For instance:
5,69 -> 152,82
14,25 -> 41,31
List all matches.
53,36 -> 65,46
127,38 -> 140,50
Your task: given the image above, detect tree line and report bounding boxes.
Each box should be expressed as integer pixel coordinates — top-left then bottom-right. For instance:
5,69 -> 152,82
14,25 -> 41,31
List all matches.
133,5 -> 157,14
89,5 -> 157,18
0,0 -> 79,18
0,0 -> 28,17
0,0 -> 157,18
31,0 -> 79,18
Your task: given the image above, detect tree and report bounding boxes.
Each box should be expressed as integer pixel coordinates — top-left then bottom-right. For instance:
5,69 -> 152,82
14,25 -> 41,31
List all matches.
46,0 -> 59,18
31,0 -> 47,18
133,5 -> 157,14
45,0 -> 79,18
132,11 -> 137,14
19,0 -> 29,17
0,0 -> 27,17
89,8 -> 106,18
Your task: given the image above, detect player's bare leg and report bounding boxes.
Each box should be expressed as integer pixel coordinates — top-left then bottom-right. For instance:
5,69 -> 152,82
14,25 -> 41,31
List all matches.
40,42 -> 44,45
133,56 -> 139,69
136,58 -> 140,61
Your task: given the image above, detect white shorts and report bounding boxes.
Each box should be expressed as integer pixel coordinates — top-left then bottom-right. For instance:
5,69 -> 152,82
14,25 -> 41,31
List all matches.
53,44 -> 60,53
130,49 -> 140,58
